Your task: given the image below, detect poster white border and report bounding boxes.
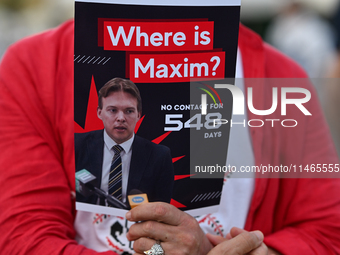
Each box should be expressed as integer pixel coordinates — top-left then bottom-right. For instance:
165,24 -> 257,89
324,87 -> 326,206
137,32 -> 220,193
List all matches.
76,202 -> 127,217
76,202 -> 219,217
75,0 -> 241,6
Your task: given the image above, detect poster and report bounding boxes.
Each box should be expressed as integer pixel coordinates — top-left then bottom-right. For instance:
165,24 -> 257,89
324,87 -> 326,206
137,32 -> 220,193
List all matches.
74,0 -> 241,217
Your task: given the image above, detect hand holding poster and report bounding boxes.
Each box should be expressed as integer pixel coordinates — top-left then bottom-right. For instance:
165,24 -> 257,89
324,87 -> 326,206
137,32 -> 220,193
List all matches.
74,0 -> 241,217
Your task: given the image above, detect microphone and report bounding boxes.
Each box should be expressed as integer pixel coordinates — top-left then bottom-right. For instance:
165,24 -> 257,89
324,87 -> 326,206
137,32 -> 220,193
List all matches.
75,169 -> 128,209
128,189 -> 149,208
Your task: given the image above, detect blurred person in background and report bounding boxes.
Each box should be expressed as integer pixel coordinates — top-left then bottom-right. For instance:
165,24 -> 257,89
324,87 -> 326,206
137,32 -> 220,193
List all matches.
0,0 -> 73,58
324,2 -> 340,157
265,1 -> 337,79
330,1 -> 340,77
265,0 -> 340,158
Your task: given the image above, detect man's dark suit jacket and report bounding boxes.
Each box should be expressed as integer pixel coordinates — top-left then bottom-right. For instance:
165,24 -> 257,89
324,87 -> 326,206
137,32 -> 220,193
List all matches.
75,130 -> 174,206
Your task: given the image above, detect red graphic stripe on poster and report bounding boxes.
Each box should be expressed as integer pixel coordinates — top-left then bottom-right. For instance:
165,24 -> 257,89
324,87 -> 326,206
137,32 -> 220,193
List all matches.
103,21 -> 214,51
128,51 -> 225,83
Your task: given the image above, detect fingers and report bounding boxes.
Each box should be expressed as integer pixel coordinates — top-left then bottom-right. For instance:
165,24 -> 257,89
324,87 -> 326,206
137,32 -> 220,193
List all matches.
127,219 -> 205,248
228,228 -> 268,255
229,227 -> 246,238
206,233 -> 226,246
132,238 -> 160,254
225,233 -> 232,240
126,202 -> 202,243
229,231 -> 264,254
208,231 -> 264,255
126,202 -> 214,255
126,202 -> 183,226
250,243 -> 268,255
132,238 -> 192,255
127,220 -> 173,242
207,227 -> 258,246
127,206 -> 213,255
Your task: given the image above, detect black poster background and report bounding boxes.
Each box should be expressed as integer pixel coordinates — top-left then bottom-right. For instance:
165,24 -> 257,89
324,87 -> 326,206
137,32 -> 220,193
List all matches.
74,2 -> 240,212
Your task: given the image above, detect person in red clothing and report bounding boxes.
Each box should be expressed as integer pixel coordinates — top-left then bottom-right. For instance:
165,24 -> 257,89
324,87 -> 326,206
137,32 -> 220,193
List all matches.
0,20 -> 339,255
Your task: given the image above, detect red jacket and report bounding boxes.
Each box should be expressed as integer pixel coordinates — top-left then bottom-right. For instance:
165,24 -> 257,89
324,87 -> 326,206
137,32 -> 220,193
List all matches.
0,20 -> 339,254
239,24 -> 340,254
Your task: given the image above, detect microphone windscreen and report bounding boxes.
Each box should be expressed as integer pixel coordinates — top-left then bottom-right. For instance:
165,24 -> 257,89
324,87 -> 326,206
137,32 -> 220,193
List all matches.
75,169 -> 97,197
129,189 -> 144,195
128,189 -> 149,208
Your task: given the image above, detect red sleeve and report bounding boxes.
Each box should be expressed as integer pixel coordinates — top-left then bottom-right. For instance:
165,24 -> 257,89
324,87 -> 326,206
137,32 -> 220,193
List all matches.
262,177 -> 340,255
240,24 -> 340,254
262,52 -> 340,254
0,21 -> 116,255
264,91 -> 340,254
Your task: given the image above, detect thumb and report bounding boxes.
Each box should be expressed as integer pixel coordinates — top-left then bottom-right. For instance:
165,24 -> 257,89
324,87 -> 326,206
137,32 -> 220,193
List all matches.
208,231 -> 264,255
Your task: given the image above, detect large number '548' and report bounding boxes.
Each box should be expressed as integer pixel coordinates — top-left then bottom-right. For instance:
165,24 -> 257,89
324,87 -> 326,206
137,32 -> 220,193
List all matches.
164,113 -> 222,131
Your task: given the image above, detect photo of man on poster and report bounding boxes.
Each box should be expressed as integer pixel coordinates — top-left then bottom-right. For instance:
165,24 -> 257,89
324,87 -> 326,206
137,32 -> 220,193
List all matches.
75,77 -> 174,208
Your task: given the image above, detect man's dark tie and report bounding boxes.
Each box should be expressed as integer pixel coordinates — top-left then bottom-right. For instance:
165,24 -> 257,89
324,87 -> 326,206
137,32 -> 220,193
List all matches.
108,145 -> 123,201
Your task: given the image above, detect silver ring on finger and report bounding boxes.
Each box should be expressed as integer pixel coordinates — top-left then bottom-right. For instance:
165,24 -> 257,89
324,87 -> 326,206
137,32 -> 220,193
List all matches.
144,241 -> 164,255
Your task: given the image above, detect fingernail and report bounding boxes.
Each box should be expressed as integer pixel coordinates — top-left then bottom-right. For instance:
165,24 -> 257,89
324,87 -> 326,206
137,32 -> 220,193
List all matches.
126,211 -> 131,220
253,231 -> 264,242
